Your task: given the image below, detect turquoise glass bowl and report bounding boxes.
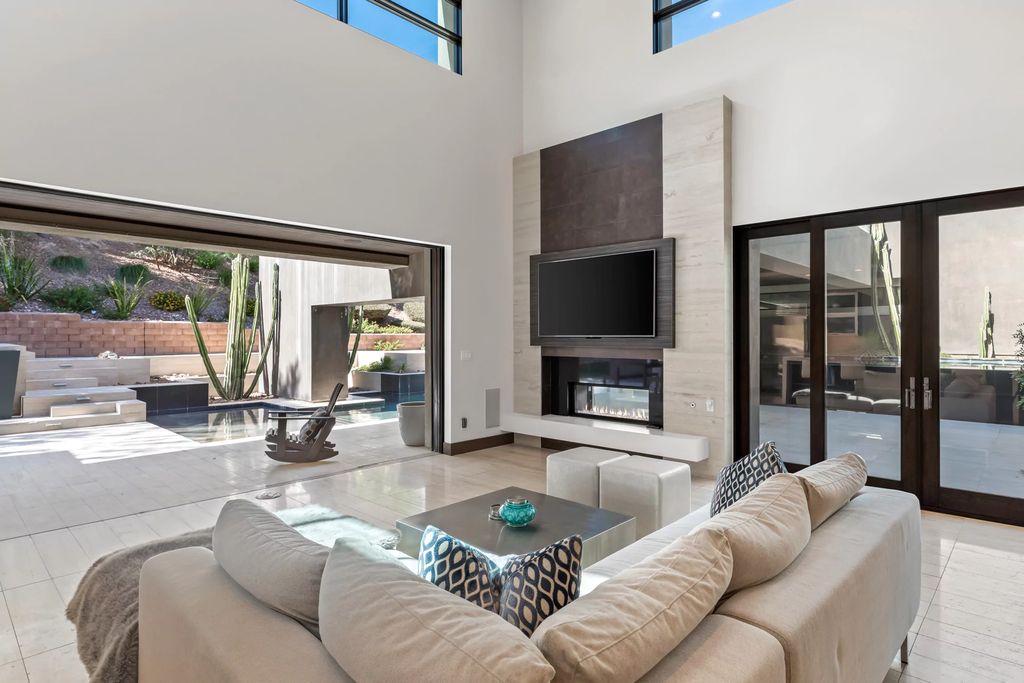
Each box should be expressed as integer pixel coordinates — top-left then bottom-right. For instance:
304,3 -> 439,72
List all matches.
499,497 -> 536,527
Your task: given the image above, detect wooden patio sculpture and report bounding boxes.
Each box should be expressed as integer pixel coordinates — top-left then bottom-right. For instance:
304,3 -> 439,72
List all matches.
265,382 -> 344,463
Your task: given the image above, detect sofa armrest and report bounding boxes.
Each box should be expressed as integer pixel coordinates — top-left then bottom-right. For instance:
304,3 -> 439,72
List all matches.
139,547 -> 351,683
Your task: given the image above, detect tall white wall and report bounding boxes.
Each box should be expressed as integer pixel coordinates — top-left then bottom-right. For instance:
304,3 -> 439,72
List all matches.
0,0 -> 523,443
523,0 -> 1024,225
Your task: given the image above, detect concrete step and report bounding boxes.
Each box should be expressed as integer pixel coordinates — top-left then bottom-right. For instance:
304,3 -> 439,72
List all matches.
26,357 -> 118,374
21,386 -> 137,418
25,377 -> 100,391
25,367 -> 120,384
49,400 -> 122,417
0,400 -> 147,435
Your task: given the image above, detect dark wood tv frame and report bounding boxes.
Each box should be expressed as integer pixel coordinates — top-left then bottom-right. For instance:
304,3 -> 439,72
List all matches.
530,238 -> 675,349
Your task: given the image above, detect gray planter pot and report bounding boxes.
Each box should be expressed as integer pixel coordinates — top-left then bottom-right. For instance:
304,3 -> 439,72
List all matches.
0,349 -> 20,420
397,401 -> 426,447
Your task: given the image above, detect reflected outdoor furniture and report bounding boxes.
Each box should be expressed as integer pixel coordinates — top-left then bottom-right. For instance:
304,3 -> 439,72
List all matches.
264,382 -> 344,463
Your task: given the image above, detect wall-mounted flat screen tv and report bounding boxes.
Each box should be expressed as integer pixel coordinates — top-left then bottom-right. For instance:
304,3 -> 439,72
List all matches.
537,249 -> 656,337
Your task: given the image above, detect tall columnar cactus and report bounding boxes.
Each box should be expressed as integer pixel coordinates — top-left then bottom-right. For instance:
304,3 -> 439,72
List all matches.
869,223 -> 902,357
980,287 -> 995,358
339,307 -> 364,374
186,255 -> 280,400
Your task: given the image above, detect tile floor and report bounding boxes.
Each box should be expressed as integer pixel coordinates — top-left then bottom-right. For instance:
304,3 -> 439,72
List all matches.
0,419 -> 425,541
0,434 -> 1020,680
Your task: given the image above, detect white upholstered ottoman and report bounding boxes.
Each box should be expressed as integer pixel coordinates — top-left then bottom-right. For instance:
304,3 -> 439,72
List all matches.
599,456 -> 691,537
546,447 -> 629,506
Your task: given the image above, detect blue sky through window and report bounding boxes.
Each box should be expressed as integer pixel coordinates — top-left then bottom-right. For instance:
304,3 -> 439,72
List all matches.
659,0 -> 791,48
296,0 -> 452,68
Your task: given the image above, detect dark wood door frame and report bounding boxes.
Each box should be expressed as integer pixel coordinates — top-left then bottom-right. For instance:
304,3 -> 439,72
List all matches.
0,179 -> 447,453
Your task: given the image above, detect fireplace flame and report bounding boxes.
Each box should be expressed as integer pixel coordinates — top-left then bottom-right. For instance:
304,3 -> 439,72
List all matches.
578,404 -> 649,422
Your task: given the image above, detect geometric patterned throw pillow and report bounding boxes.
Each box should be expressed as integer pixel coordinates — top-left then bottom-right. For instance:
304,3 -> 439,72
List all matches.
496,535 -> 583,637
417,525 -> 500,612
710,441 -> 787,516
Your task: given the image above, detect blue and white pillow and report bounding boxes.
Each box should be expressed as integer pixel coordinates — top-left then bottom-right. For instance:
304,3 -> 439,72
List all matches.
417,525 -> 499,612
496,535 -> 583,637
418,527 -> 583,636
710,441 -> 787,515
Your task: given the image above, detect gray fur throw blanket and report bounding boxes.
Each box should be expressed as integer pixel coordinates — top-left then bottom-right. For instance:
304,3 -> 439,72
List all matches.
66,528 -> 212,683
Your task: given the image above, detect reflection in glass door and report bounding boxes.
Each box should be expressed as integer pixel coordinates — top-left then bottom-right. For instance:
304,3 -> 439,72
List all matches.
746,232 -> 812,465
825,223 -> 903,480
926,200 -> 1024,520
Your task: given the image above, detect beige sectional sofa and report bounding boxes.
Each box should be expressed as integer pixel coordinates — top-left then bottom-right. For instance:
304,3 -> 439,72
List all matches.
139,454 -> 920,682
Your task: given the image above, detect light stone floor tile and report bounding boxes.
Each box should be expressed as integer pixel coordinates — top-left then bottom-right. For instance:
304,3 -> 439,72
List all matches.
29,531 -> 90,579
51,574 -> 83,608
0,539 -> 48,591
0,596 -> 22,667
3,581 -> 76,659
0,660 -> 26,683
21,643 -> 87,683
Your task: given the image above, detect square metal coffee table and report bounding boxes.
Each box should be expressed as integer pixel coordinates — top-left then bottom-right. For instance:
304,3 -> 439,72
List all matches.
396,486 -> 636,567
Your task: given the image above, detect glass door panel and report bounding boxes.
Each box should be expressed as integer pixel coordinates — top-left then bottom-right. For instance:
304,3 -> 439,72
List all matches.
824,223 -> 903,480
748,233 -> 811,465
937,207 -> 1024,500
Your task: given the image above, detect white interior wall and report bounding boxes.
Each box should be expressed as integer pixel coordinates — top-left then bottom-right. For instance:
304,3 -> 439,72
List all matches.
0,0 -> 523,444
523,0 -> 1024,224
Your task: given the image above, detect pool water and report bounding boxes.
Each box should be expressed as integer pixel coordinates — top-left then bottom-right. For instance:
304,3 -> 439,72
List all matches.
148,392 -> 423,443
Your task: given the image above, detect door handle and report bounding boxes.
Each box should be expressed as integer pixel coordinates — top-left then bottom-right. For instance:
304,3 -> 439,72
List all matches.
922,377 -> 933,410
904,377 -> 916,410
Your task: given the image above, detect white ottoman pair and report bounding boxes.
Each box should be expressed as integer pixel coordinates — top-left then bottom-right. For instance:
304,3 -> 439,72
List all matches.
547,447 -> 691,537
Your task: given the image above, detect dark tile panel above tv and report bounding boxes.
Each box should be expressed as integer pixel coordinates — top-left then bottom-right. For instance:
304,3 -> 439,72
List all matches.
540,114 -> 663,253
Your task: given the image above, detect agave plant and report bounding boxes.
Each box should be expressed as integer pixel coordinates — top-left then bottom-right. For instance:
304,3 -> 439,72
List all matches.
102,275 -> 148,320
0,239 -> 49,303
186,256 -> 279,400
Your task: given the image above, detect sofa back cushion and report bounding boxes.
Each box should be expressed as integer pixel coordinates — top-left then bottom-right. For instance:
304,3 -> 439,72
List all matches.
795,453 -> 868,529
530,527 -> 732,683
695,473 -> 810,593
320,537 -> 555,683
212,500 -> 329,634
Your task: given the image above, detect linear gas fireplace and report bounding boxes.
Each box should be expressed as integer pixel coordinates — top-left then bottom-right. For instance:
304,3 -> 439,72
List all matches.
544,356 -> 663,428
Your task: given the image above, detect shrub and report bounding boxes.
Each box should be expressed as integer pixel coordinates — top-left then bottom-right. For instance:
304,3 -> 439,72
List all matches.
41,285 -> 100,313
190,285 -> 217,319
115,263 -> 152,284
359,357 -> 395,372
361,304 -> 392,323
102,275 -> 148,320
49,255 -> 88,274
403,301 -> 425,323
249,258 -> 259,274
245,298 -> 256,317
215,265 -> 233,288
0,294 -> 11,312
360,321 -> 414,334
372,340 -> 403,351
0,241 -> 48,303
149,290 -> 187,312
195,251 -> 227,270
129,245 -> 195,269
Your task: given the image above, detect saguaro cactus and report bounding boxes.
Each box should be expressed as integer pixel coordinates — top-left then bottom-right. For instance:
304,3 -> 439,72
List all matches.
343,305 -> 364,371
980,287 -> 995,358
186,255 -> 280,400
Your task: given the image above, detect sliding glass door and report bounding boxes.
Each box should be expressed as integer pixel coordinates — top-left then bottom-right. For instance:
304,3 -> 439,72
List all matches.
738,188 -> 1024,525
737,207 -> 920,493
922,190 -> 1024,523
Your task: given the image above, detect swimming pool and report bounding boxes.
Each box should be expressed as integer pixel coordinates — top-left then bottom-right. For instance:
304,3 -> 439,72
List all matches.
148,392 -> 423,443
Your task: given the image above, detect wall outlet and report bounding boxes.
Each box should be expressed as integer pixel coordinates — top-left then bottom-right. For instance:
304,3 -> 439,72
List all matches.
461,417 -> 468,429
705,398 -> 715,413
460,350 -> 473,361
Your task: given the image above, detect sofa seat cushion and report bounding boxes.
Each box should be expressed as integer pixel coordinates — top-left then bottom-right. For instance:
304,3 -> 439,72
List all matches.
638,615 -> 785,683
531,527 -> 732,683
715,488 -> 921,683
695,473 -> 810,593
795,452 -> 868,529
212,500 -> 330,634
320,538 -> 555,683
